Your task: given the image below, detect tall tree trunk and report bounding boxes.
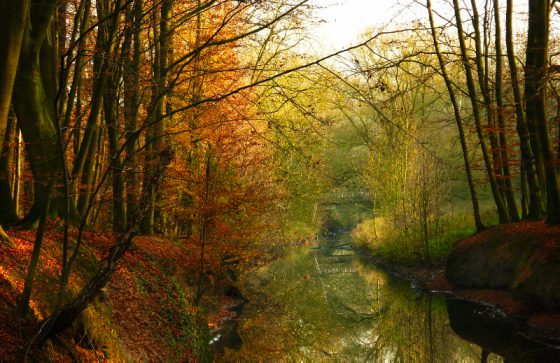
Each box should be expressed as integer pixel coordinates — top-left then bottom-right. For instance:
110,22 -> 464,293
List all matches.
61,0 -> 91,130
141,0 -> 174,234
427,0 -> 484,231
452,0 -> 509,223
506,0 -> 543,219
101,0 -> 129,233
12,0 -> 71,227
470,0 -> 508,219
0,0 -> 30,243
494,0 -> 520,221
77,125 -> 102,217
71,0 -> 122,207
0,1 -> 28,152
104,70 -> 127,232
195,147 -> 212,304
124,0 -> 143,225
525,0 -> 560,224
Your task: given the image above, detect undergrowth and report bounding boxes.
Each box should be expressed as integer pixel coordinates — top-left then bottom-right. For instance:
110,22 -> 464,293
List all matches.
0,225 -> 212,361
353,207 -> 498,265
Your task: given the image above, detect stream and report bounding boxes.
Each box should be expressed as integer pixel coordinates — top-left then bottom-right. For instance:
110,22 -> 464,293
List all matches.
213,232 -> 560,362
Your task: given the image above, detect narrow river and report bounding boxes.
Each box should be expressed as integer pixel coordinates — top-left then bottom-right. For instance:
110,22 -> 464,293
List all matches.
213,233 -> 558,361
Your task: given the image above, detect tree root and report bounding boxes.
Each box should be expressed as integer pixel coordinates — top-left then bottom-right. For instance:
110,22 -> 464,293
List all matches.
0,225 -> 14,247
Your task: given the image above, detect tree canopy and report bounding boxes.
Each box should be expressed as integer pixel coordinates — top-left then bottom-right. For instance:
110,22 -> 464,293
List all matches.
0,0 -> 560,359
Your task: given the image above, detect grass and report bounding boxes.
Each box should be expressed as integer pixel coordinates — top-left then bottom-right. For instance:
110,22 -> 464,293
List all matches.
352,205 -> 498,265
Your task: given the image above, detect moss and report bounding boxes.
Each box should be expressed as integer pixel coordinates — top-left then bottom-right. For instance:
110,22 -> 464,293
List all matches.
165,278 -> 211,362
128,247 -> 211,361
78,301 -> 126,361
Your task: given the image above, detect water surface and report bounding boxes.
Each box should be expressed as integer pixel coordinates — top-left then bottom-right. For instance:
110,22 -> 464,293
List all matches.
215,233 -> 548,361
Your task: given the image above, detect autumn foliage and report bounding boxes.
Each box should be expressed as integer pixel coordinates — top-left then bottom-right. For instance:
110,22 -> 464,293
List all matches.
0,0 -> 316,359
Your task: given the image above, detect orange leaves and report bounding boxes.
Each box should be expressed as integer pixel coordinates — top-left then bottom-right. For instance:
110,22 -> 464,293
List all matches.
156,3 -> 285,277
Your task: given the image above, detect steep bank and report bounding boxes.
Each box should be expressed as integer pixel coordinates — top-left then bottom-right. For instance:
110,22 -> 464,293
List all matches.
359,221 -> 560,336
0,226 -> 211,361
359,222 -> 560,359
446,221 -> 560,309
442,221 -> 560,344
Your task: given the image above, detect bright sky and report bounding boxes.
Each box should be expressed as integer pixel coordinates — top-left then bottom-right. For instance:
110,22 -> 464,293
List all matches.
309,0 -> 410,50
307,0 -> 532,51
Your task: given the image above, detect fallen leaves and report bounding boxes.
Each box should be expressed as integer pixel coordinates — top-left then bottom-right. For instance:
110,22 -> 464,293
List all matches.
0,225 -> 205,361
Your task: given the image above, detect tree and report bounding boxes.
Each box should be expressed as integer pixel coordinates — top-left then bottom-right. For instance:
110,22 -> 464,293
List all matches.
525,0 -> 560,224
451,0 -> 509,223
506,0 -> 542,219
11,0 -> 72,226
6,0 -> 330,348
0,0 -> 29,244
427,0 -> 484,231
493,0 -> 519,222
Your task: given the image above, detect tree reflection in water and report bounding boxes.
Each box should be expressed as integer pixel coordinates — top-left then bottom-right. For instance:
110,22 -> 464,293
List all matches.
218,238 -> 502,362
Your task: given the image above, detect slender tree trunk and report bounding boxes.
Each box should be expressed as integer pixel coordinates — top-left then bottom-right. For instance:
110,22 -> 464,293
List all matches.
77,126 -> 102,217
18,182 -> 53,318
71,0 -> 122,205
33,148 -> 172,346
124,0 -> 143,225
104,72 -> 127,232
89,132 -> 106,227
470,0 -> 508,220
427,0 -> 484,231
494,0 -> 520,221
182,0 -> 204,239
141,0 -> 174,234
0,111 -> 19,225
62,0 -> 91,130
102,0 -> 128,232
13,130 -> 22,217
140,7 -> 159,235
5,111 -> 17,198
195,147 -> 212,304
520,159 -> 529,218
525,0 -> 560,224
452,0 -> 509,223
506,0 -> 543,219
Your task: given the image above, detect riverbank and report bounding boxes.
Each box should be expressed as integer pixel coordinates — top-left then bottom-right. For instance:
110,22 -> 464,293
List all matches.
445,221 -> 560,336
0,224 -> 211,361
356,243 -> 453,292
359,221 -> 560,340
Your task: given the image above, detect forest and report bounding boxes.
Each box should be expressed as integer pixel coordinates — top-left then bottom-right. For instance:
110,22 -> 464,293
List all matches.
1,0 -> 560,361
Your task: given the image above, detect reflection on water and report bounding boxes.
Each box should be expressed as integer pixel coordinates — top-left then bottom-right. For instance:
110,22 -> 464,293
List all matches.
447,298 -> 560,362
217,234 -> 502,362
